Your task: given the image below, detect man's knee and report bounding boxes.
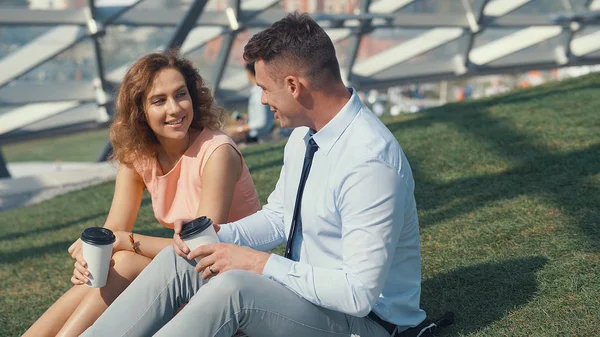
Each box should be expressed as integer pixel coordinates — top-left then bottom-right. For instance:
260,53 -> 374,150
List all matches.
204,270 -> 260,302
154,245 -> 197,267
212,270 -> 250,291
154,245 -> 178,261
152,246 -> 197,276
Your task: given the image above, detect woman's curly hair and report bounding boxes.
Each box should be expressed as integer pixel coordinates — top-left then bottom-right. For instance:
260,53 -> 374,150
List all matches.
110,50 -> 224,164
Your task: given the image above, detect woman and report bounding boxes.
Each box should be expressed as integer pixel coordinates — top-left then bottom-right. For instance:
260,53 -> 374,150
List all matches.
23,51 -> 261,337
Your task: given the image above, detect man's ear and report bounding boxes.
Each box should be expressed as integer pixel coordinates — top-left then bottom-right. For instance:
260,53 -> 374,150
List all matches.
284,76 -> 301,99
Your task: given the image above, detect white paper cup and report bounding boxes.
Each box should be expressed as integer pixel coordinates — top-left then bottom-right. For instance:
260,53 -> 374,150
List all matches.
80,227 -> 115,288
180,217 -> 219,262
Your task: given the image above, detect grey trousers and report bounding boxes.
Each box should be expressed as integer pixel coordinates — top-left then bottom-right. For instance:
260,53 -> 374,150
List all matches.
81,247 -> 391,337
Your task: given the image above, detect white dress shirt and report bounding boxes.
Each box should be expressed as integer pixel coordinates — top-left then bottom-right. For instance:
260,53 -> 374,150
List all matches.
218,88 -> 426,330
247,85 -> 274,139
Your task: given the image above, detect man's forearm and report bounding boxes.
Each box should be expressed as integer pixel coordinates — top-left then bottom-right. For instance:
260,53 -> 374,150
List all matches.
218,210 -> 285,251
263,255 -> 380,317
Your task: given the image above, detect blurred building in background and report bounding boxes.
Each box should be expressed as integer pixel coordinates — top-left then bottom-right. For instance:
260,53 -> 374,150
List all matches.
1,0 -> 600,175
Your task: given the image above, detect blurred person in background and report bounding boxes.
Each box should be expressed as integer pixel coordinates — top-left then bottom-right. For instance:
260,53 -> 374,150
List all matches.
23,51 -> 260,337
227,62 -> 275,145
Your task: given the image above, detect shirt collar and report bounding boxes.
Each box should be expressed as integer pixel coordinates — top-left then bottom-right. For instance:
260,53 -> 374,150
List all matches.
310,88 -> 361,156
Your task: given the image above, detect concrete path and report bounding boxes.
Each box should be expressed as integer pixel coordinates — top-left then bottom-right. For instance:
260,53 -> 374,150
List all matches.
0,161 -> 118,212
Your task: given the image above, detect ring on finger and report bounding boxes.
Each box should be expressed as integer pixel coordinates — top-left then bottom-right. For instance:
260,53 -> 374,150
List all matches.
208,265 -> 217,274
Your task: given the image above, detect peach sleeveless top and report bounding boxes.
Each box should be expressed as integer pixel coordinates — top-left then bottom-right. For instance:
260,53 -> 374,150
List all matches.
134,128 -> 261,228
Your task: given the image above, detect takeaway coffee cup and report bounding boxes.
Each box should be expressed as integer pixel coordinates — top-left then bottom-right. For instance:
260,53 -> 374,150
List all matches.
179,216 -> 219,262
80,227 -> 115,288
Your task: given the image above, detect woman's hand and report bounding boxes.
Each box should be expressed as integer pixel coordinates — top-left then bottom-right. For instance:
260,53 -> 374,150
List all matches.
67,230 -> 127,285
68,239 -> 89,285
68,238 -> 83,260
71,254 -> 90,285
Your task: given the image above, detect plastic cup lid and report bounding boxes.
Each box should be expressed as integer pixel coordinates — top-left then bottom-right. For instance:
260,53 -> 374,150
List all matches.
179,216 -> 213,240
81,227 -> 116,245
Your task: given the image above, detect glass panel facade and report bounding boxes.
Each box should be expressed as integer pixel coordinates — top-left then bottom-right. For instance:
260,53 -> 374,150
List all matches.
0,0 -> 598,138
18,39 -> 95,83
101,25 -> 175,81
220,29 -> 260,92
130,0 -> 193,10
508,0 -> 567,14
399,0 -> 466,14
331,29 -> 353,71
1,0 -> 84,10
370,36 -> 467,81
488,35 -> 564,67
0,0 -> 30,8
569,0 -> 592,11
356,28 -> 429,64
472,28 -> 522,49
187,36 -> 223,85
0,26 -> 49,59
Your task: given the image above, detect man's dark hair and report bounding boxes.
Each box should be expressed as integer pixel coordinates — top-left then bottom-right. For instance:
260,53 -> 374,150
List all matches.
245,62 -> 256,76
243,12 -> 342,88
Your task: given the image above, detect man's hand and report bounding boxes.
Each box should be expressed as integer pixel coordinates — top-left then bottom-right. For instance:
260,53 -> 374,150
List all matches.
190,243 -> 270,280
173,219 -> 222,258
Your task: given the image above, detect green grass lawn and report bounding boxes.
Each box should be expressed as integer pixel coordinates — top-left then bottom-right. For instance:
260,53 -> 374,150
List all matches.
2,73 -> 600,336
2,128 -> 109,163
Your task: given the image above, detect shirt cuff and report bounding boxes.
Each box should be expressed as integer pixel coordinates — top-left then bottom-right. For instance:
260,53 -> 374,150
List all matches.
262,253 -> 294,282
216,224 -> 235,244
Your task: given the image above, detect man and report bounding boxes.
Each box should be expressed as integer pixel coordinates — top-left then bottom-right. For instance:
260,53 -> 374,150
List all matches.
228,63 -> 275,144
82,12 -> 427,337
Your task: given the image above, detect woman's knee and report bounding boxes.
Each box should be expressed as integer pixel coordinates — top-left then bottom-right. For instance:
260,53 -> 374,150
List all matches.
110,251 -> 150,280
111,250 -> 142,270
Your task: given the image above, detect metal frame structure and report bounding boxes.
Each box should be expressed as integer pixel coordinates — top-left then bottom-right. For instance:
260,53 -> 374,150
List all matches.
0,0 -> 600,177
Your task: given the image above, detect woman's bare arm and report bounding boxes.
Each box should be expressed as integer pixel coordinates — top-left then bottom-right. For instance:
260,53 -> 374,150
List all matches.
131,145 -> 242,258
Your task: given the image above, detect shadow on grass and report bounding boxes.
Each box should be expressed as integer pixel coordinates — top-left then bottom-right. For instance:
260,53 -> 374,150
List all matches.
0,212 -> 105,242
414,144 -> 600,244
1,227 -> 172,264
421,256 -> 547,336
386,90 -> 600,250
0,240 -> 72,264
